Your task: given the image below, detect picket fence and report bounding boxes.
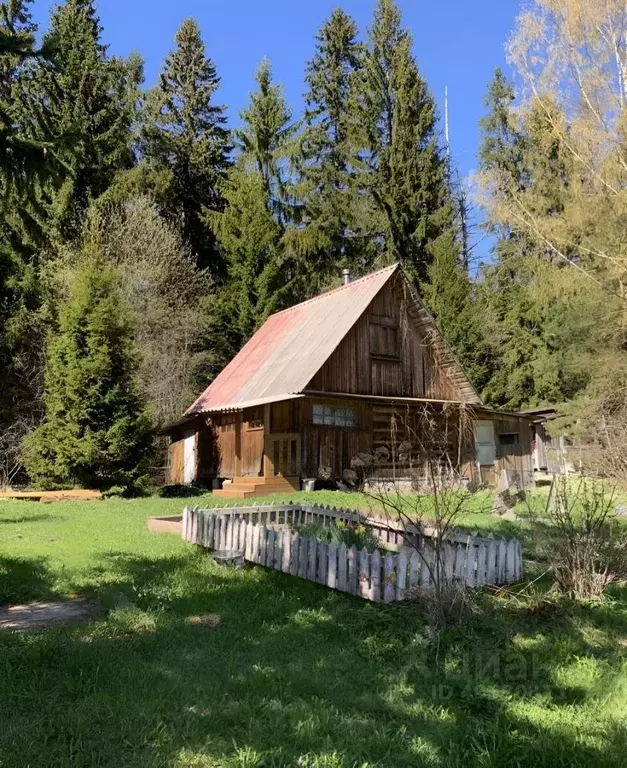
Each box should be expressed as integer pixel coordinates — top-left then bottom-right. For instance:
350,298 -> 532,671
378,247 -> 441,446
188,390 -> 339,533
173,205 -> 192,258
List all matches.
181,504 -> 523,603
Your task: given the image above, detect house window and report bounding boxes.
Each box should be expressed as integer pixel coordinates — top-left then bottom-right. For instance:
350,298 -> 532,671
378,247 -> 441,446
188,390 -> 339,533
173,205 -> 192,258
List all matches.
369,322 -> 400,359
313,404 -> 358,428
474,420 -> 496,465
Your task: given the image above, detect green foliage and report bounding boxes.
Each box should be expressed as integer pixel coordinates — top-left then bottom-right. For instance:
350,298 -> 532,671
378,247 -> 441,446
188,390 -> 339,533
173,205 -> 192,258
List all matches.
296,8 -> 376,285
13,0 -> 138,240
142,17 -> 230,273
477,68 -> 611,410
349,0 -> 450,284
210,163 -> 284,348
236,58 -> 297,224
294,519 -> 381,551
22,256 -> 154,490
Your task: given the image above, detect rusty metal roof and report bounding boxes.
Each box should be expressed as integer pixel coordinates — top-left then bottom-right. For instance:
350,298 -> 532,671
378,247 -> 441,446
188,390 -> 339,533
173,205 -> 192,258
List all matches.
185,264 -> 400,415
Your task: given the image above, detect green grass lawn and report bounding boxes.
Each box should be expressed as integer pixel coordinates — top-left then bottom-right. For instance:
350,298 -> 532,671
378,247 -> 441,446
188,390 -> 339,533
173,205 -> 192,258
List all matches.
1,492 -> 626,767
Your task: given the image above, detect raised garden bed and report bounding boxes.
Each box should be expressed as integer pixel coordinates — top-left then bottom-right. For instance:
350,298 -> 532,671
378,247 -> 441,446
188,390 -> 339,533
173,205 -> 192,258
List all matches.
182,504 -> 523,603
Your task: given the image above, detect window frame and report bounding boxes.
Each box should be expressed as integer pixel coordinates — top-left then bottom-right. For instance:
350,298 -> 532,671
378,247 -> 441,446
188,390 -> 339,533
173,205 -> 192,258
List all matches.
312,404 -> 358,429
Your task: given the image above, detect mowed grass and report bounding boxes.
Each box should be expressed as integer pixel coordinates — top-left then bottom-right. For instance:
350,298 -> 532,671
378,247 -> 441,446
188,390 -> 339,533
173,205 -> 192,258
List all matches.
0,492 -> 625,767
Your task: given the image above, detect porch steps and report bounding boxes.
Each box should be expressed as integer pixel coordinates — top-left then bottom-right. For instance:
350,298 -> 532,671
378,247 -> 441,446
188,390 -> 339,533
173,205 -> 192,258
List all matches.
213,475 -> 300,499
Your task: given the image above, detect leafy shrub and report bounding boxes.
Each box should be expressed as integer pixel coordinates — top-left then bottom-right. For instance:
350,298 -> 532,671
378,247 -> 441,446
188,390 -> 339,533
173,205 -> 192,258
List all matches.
156,483 -> 206,498
294,519 -> 381,551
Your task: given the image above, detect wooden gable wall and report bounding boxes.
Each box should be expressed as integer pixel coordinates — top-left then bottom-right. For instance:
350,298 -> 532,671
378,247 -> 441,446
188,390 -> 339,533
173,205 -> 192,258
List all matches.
307,277 -> 477,402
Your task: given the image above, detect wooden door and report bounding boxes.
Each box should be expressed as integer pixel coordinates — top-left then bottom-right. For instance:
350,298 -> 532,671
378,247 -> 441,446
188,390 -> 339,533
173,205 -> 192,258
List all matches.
498,432 -> 521,474
265,433 -> 301,477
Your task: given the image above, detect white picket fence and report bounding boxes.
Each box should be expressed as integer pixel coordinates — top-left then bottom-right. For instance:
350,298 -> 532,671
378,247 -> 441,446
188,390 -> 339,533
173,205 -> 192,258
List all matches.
181,504 -> 523,603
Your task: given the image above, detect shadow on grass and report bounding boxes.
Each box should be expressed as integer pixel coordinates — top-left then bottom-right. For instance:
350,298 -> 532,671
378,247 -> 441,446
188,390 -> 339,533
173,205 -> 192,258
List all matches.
0,512 -> 58,525
0,547 -> 625,767
0,555 -> 58,604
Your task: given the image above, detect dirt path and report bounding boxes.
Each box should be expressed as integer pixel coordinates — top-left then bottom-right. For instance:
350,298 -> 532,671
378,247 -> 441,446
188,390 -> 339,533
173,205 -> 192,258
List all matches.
0,598 -> 101,631
0,490 -> 101,502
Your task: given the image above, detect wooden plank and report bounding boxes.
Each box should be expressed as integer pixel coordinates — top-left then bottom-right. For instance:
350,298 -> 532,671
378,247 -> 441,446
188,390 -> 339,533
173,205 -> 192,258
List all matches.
359,548 -> 370,599
318,540 -> 328,584
396,550 -> 407,601
290,532 -> 299,576
245,521 -> 253,560
282,529 -> 291,572
476,542 -> 486,586
465,541 -> 476,587
327,543 -> 337,589
370,550 -> 381,602
337,543 -> 347,592
454,544 -> 465,582
308,538 -> 317,581
251,522 -> 260,563
486,540 -> 498,585
516,541 -> 523,580
383,554 -> 395,603
206,512 -> 214,549
222,515 -> 230,550
347,546 -> 358,595
408,550 -> 420,595
259,525 -> 267,566
298,536 -> 308,579
274,529 -> 283,570
505,539 -> 517,582
225,518 -> 233,551
498,540 -> 507,584
420,548 -> 431,591
267,528 -> 276,568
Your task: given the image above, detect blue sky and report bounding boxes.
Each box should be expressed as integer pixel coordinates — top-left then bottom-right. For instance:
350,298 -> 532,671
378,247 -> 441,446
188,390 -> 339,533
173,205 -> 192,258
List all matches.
30,0 -> 521,265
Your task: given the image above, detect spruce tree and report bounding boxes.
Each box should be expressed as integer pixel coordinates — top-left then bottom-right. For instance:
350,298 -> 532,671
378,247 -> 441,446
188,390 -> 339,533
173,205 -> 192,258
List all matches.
143,18 -> 230,273
22,256 -> 153,490
477,69 -> 578,408
13,0 -> 138,239
236,58 -> 296,224
297,9 -> 374,280
350,0 -> 449,284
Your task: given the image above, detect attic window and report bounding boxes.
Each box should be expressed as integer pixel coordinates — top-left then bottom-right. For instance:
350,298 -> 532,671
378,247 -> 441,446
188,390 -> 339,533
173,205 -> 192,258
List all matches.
369,321 -> 400,359
313,404 -> 358,428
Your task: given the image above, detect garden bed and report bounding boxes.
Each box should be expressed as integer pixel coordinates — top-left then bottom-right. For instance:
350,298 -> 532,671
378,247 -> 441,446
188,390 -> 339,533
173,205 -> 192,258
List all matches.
182,504 -> 523,603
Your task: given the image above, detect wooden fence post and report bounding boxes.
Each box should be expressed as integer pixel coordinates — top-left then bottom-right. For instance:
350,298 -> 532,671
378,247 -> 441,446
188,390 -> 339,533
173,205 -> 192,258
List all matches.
307,538 -> 317,581
359,548 -> 370,599
327,543 -> 337,589
337,543 -> 347,592
317,540 -> 328,585
290,532 -> 299,576
274,529 -> 283,570
267,528 -> 275,568
348,546 -> 358,595
370,550 -> 381,602
383,553 -> 395,603
396,550 -> 408,601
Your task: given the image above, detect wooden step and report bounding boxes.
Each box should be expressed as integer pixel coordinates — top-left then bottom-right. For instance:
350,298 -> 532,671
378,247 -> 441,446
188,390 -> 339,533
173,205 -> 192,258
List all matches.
213,476 -> 300,499
235,475 -> 299,486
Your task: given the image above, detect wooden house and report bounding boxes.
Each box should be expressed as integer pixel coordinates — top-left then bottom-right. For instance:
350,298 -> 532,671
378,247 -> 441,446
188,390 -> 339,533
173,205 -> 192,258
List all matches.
165,264 -> 535,498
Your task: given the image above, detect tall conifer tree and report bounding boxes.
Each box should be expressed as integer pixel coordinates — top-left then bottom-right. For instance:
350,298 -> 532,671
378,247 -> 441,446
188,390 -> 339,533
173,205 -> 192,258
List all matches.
298,9 -> 374,280
350,0 -> 450,284
236,58 -> 297,224
14,0 -> 138,239
22,256 -> 153,490
143,18 -> 230,273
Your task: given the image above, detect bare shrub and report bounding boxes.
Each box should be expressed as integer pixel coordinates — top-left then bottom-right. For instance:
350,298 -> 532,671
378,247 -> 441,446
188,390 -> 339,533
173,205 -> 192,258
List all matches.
358,404 -> 488,627
535,476 -> 627,599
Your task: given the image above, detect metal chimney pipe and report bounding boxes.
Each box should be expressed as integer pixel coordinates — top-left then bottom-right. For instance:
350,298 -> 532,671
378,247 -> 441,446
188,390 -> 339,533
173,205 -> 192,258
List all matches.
342,268 -> 351,285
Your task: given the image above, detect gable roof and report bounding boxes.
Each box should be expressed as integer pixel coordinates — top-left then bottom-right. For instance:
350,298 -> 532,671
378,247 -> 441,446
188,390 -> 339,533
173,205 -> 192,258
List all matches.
185,264 -> 480,415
